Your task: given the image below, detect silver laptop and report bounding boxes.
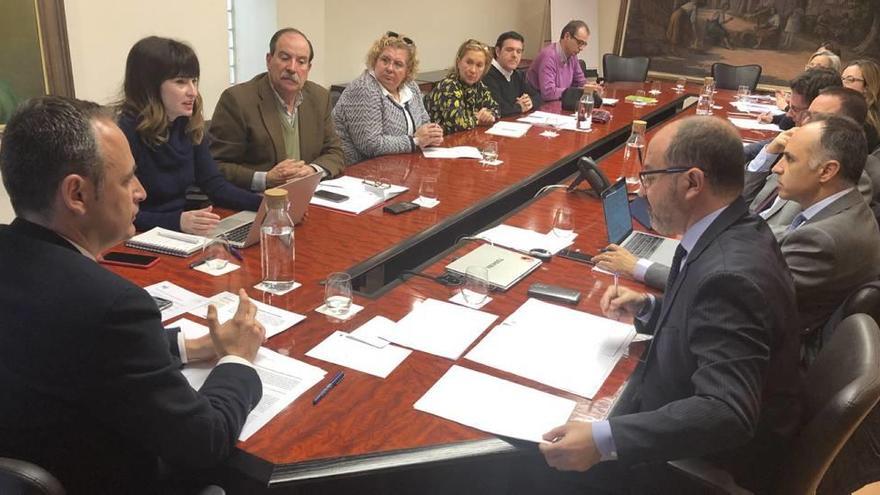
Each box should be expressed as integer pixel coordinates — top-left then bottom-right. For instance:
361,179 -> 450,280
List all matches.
601,178 -> 679,265
210,172 -> 322,248
446,244 -> 542,291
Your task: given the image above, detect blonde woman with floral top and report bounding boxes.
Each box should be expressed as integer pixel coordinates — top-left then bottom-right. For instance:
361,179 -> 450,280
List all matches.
425,39 -> 499,135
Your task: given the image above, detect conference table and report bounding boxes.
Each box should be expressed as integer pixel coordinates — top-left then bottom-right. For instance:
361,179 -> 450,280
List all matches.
110,82 -> 776,492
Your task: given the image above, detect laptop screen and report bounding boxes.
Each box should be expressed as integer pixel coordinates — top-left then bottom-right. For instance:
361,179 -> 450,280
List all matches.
601,179 -> 634,245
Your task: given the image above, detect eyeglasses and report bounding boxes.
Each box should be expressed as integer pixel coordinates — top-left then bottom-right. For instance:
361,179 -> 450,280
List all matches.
638,167 -> 695,187
842,75 -> 866,84
363,176 -> 391,189
572,36 -> 588,48
386,31 -> 414,46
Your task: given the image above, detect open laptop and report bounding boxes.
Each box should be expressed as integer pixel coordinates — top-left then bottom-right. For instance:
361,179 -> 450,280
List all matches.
209,172 -> 322,248
601,178 -> 679,266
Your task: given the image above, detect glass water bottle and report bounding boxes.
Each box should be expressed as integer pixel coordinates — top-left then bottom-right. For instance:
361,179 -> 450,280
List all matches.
260,188 -> 296,292
621,120 -> 647,194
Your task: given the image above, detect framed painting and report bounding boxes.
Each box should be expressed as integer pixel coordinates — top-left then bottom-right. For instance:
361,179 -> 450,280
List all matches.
615,0 -> 880,87
0,0 -> 74,126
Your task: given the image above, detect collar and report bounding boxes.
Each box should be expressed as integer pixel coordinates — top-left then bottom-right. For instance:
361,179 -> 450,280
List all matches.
269,82 -> 304,116
491,59 -> 513,82
9,217 -> 92,259
679,204 -> 729,255
368,71 -> 414,104
58,234 -> 96,260
801,187 -> 854,221
556,42 -> 570,65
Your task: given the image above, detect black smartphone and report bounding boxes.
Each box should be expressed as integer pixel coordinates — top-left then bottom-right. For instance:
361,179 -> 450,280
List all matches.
151,296 -> 173,311
99,251 -> 160,269
557,248 -> 596,265
314,189 -> 350,202
383,201 -> 420,214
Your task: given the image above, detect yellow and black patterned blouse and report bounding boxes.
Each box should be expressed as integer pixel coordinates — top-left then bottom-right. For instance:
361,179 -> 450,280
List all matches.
424,74 -> 499,135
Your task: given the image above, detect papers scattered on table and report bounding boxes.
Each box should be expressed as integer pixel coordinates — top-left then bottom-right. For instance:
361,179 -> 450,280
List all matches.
517,111 -> 576,128
478,224 -> 577,255
306,330 -> 411,379
727,117 -> 781,132
145,281 -> 208,322
167,317 -> 209,339
181,344 -> 325,441
384,298 -> 498,360
422,146 -> 482,160
189,291 -> 306,339
731,101 -> 784,115
311,176 -> 407,214
414,365 -> 576,443
347,315 -> 395,348
485,121 -> 531,138
465,298 -> 636,398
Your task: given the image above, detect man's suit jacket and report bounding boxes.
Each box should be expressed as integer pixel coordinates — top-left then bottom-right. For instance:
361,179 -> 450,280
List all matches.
0,219 -> 262,493
209,73 -> 345,188
610,199 -> 801,490
778,188 -> 880,331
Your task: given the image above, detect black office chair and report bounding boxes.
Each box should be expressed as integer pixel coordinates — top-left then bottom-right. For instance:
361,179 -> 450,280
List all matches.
602,54 -> 649,83
668,313 -> 880,495
711,63 -> 762,91
579,59 -> 599,80
0,457 -> 65,495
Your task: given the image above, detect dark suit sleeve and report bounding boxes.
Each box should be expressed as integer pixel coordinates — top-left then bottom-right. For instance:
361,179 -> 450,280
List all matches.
88,286 -> 261,469
610,272 -> 773,464
209,90 -> 260,189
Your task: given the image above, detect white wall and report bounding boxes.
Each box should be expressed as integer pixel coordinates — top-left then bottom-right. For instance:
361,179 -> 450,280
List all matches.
233,0 -> 278,82
276,0 -> 327,87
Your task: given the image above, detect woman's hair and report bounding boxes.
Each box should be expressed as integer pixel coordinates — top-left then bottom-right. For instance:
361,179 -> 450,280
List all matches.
121,36 -> 205,146
365,32 -> 419,85
451,39 -> 492,82
847,59 -> 880,137
807,50 -> 841,72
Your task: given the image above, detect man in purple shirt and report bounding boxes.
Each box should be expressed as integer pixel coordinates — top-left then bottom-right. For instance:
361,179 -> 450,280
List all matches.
526,20 -> 591,102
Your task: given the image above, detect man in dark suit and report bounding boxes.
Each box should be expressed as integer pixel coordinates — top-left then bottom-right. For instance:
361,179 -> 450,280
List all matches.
483,31 -> 542,117
538,117 -> 801,493
0,96 -> 265,493
210,28 -> 344,191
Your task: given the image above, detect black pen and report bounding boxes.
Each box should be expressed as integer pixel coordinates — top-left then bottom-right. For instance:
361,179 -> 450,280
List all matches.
312,371 -> 344,405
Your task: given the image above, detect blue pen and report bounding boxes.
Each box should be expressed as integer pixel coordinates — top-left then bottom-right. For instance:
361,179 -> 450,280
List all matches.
312,371 -> 344,405
226,244 -> 244,261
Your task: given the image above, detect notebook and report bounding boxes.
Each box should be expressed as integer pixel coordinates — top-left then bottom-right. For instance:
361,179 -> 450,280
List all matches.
125,227 -> 205,257
446,244 -> 542,291
601,178 -> 679,265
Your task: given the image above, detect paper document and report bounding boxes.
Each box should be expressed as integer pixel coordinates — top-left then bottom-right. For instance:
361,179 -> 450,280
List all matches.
181,346 -> 326,441
311,176 -> 407,214
422,146 -> 483,159
166,317 -> 210,339
517,111 -> 576,128
347,315 -> 396,348
189,291 -> 306,338
465,298 -> 636,398
306,331 -> 411,378
731,101 -> 784,115
385,298 -> 498,360
146,281 -> 209,322
485,121 -> 531,138
478,224 -> 576,254
414,365 -> 576,443
727,117 -> 781,132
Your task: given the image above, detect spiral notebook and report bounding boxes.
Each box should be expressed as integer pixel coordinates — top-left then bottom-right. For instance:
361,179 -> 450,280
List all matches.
125,227 -> 205,257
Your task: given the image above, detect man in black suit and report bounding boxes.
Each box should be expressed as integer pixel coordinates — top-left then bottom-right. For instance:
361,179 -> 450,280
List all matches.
0,97 -> 265,493
483,31 -> 542,117
538,117 -> 801,493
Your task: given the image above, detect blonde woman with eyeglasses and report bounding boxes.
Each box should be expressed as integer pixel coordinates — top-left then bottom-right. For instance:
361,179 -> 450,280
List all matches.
842,59 -> 880,154
424,39 -> 498,135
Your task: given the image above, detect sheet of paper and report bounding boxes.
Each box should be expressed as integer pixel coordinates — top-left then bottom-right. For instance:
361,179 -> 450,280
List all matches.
601,98 -> 619,106
485,121 -> 531,138
385,298 -> 498,360
145,281 -> 209,322
421,146 -> 483,159
181,347 -> 326,441
465,298 -> 636,399
731,101 -> 784,115
188,291 -> 306,338
310,176 -> 407,214
306,331 -> 411,379
347,315 -> 396,348
478,224 -> 576,254
166,317 -> 209,339
727,117 -> 781,132
517,111 -> 576,128
414,365 -> 576,443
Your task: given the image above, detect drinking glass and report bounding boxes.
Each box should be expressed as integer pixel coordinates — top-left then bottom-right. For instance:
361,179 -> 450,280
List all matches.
634,89 -> 647,107
480,141 -> 499,164
201,235 -> 232,270
737,85 -> 751,100
650,80 -> 662,95
696,93 -> 712,115
461,265 -> 489,306
552,207 -> 574,238
674,78 -> 686,92
325,272 -> 353,315
419,176 -> 438,201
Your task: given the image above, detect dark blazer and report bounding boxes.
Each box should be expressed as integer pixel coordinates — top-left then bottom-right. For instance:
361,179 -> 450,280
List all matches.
0,219 -> 262,493
209,73 -> 345,188
609,199 -> 801,491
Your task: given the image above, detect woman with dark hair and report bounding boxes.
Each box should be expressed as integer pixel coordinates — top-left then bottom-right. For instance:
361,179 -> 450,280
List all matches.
118,36 -> 261,235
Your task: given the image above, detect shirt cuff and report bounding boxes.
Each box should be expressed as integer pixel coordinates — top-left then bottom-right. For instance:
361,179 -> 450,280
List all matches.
635,294 -> 656,324
310,164 -> 328,178
746,146 -> 779,172
251,171 -> 268,192
176,331 -> 189,364
592,421 -> 618,460
217,355 -> 256,369
633,258 -> 653,282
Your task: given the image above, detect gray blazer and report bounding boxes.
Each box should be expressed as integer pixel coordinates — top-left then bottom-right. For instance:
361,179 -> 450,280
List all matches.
332,71 -> 430,165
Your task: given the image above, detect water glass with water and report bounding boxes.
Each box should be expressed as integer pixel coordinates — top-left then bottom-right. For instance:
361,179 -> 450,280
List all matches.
480,141 -> 499,164
552,207 -> 574,238
419,176 -> 438,201
201,235 -> 232,271
324,272 -> 353,315
675,78 -> 686,92
737,85 -> 751,100
650,80 -> 662,95
461,265 -> 489,306
696,93 -> 712,115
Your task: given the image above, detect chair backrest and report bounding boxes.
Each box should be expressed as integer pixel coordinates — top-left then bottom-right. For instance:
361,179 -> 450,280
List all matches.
0,458 -> 65,495
776,313 -> 880,495
602,54 -> 649,83
820,280 -> 880,350
711,63 -> 762,91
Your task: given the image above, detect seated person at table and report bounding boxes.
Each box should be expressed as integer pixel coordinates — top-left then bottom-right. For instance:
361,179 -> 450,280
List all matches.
536,117 -> 800,494
483,31 -> 542,117
843,59 -> 880,153
424,39 -> 498,135
0,96 -> 264,493
333,31 -> 443,165
806,50 -> 841,72
526,20 -> 595,102
210,28 -> 344,191
118,36 -> 261,235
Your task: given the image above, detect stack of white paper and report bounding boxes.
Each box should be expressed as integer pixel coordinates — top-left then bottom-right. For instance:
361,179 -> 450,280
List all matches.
188,291 -> 306,338
311,176 -> 407,214
485,121 -> 531,138
146,281 -> 209,322
727,117 -> 781,132
730,101 -> 784,115
306,330 -> 411,378
414,365 -> 576,443
422,146 -> 483,159
385,298 -> 498,359
478,224 -> 577,254
465,298 -> 636,398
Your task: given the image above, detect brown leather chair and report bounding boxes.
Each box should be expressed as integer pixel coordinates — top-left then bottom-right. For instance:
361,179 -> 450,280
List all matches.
668,313 -> 880,494
0,457 -> 65,495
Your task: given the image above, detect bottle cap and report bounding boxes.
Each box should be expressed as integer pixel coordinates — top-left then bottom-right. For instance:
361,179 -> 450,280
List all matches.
632,120 -> 647,133
264,188 -> 288,208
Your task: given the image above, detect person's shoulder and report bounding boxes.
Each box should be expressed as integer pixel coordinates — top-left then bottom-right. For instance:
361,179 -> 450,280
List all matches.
222,73 -> 266,99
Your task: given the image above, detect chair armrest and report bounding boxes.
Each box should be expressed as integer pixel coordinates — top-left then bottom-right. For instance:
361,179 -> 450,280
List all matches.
667,458 -> 753,495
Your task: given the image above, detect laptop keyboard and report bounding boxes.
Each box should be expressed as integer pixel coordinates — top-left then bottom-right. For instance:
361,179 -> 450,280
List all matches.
624,233 -> 663,258
224,222 -> 253,245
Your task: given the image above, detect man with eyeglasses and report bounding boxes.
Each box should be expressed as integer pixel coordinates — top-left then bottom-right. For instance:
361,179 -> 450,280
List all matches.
525,20 -> 596,102
210,28 -> 344,192
535,116 -> 800,494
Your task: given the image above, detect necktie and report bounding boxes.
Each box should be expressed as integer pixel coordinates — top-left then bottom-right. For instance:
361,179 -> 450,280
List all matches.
754,185 -> 779,214
664,245 -> 688,295
788,213 -> 806,232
